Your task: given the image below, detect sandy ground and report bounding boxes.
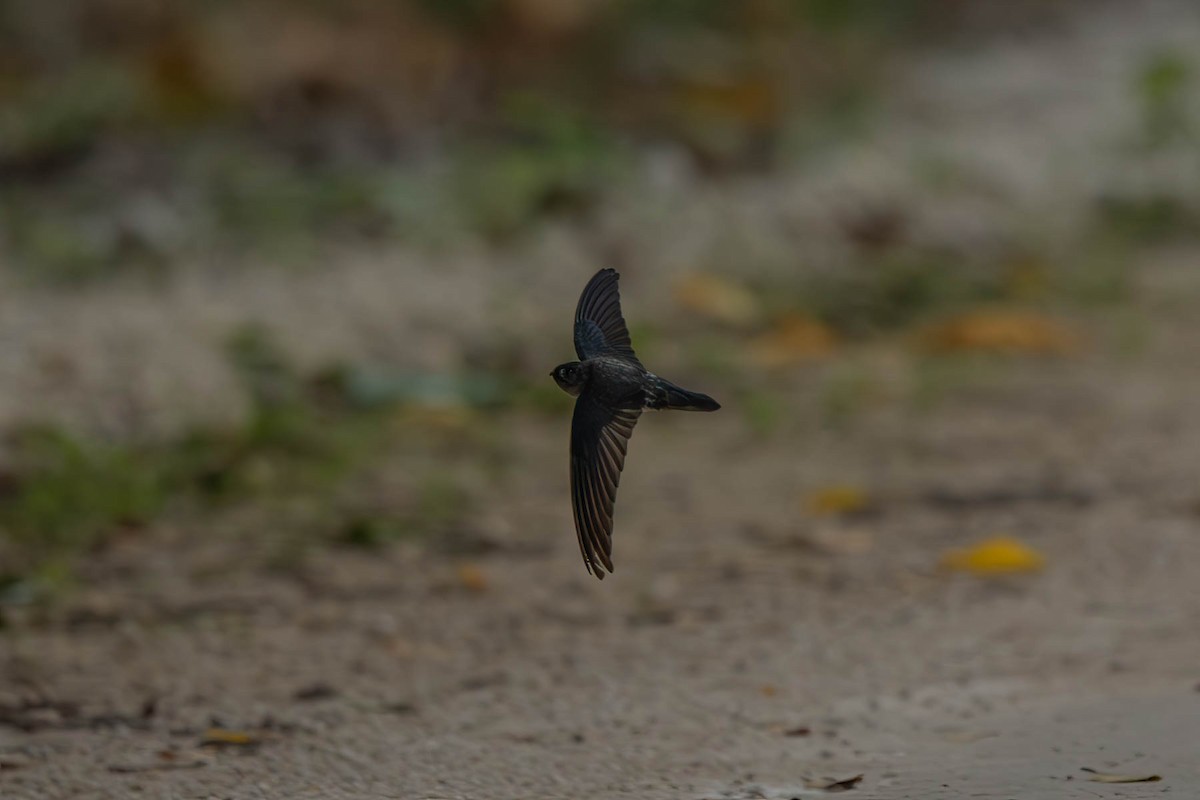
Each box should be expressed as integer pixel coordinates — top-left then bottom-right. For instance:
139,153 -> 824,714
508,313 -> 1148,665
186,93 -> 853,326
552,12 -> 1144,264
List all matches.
4,263 -> 1200,798
4,2 -> 1200,798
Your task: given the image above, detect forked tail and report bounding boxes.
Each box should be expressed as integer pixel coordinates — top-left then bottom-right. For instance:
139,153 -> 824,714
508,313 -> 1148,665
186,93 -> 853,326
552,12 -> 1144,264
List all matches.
649,377 -> 721,411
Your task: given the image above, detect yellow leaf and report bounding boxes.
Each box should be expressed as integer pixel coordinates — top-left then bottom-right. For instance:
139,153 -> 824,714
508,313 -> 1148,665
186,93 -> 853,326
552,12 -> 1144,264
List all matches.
918,311 -> 1080,355
201,728 -> 259,746
674,274 -> 760,327
941,537 -> 1045,575
805,485 -> 869,516
457,564 -> 489,592
748,314 -> 838,367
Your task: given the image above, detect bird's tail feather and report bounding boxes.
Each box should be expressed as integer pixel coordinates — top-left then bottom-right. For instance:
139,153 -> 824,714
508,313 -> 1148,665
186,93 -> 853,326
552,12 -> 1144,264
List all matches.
652,378 -> 720,411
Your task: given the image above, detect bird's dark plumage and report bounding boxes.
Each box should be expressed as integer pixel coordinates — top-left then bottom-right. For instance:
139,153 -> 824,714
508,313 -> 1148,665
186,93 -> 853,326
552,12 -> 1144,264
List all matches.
574,268 -> 642,366
553,268 -> 720,579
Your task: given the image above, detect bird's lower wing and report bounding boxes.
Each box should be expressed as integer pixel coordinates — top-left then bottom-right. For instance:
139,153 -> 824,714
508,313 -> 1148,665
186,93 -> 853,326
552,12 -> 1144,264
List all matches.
570,392 -> 641,579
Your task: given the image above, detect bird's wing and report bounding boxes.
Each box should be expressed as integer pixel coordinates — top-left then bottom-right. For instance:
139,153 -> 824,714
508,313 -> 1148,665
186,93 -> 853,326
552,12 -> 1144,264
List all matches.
570,389 -> 641,579
574,268 -> 642,366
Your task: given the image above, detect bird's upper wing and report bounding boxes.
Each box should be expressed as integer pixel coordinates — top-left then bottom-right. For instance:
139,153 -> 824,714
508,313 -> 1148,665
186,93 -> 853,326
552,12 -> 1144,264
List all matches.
574,268 -> 642,366
570,389 -> 641,579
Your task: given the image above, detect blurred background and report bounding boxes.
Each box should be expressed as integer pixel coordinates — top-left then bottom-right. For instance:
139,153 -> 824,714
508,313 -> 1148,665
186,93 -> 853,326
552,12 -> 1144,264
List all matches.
3,0 -> 1197,581
2,1 -> 1200,796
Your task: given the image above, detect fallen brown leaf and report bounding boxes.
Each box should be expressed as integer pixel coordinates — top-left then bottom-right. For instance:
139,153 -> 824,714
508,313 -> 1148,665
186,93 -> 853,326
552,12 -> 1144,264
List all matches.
803,773 -> 864,792
805,485 -> 870,516
748,314 -> 838,367
109,751 -> 210,773
457,564 -> 489,592
674,273 -> 761,327
1081,767 -> 1162,783
917,310 -> 1080,355
676,77 -> 780,127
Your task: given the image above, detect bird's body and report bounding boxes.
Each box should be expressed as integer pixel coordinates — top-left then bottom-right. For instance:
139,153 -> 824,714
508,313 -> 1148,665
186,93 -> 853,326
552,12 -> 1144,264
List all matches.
551,269 -> 720,579
555,356 -> 718,412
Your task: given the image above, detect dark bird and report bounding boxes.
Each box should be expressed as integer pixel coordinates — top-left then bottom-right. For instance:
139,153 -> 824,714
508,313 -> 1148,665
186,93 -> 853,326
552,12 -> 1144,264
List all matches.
551,269 -> 720,579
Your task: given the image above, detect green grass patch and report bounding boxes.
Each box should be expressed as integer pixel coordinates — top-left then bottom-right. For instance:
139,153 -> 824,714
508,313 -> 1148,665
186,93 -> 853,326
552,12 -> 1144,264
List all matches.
787,255 -> 1011,337
0,426 -> 169,567
0,327 -> 522,584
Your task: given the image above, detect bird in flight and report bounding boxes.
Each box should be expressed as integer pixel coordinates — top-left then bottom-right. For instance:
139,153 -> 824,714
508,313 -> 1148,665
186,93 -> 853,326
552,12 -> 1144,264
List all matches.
551,269 -> 720,579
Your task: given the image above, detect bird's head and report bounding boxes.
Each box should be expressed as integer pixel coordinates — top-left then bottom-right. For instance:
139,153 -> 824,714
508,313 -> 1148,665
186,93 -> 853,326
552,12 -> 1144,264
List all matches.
550,361 -> 586,396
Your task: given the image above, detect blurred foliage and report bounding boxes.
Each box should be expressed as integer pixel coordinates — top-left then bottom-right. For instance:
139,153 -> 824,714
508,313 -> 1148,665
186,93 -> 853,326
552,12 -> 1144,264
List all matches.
0,63 -> 143,172
1091,48 -> 1200,248
0,0 -> 1191,591
907,354 -> 1002,411
1094,193 -> 1200,245
453,97 -> 629,239
0,426 -> 166,565
727,255 -> 1021,339
818,359 -> 878,428
739,387 -> 785,438
0,326 -> 534,583
801,258 -> 1005,335
1135,50 -> 1195,149
673,253 -> 1080,344
1,0 -> 1179,288
0,0 -> 971,277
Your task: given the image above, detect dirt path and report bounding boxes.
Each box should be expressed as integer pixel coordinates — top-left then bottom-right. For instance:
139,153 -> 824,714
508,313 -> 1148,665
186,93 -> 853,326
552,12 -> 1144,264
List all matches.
4,263 -> 1200,797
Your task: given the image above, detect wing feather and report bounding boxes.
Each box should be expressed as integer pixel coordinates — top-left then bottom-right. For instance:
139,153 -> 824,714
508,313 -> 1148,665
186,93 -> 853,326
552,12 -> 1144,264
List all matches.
569,392 -> 640,579
573,269 -> 641,365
